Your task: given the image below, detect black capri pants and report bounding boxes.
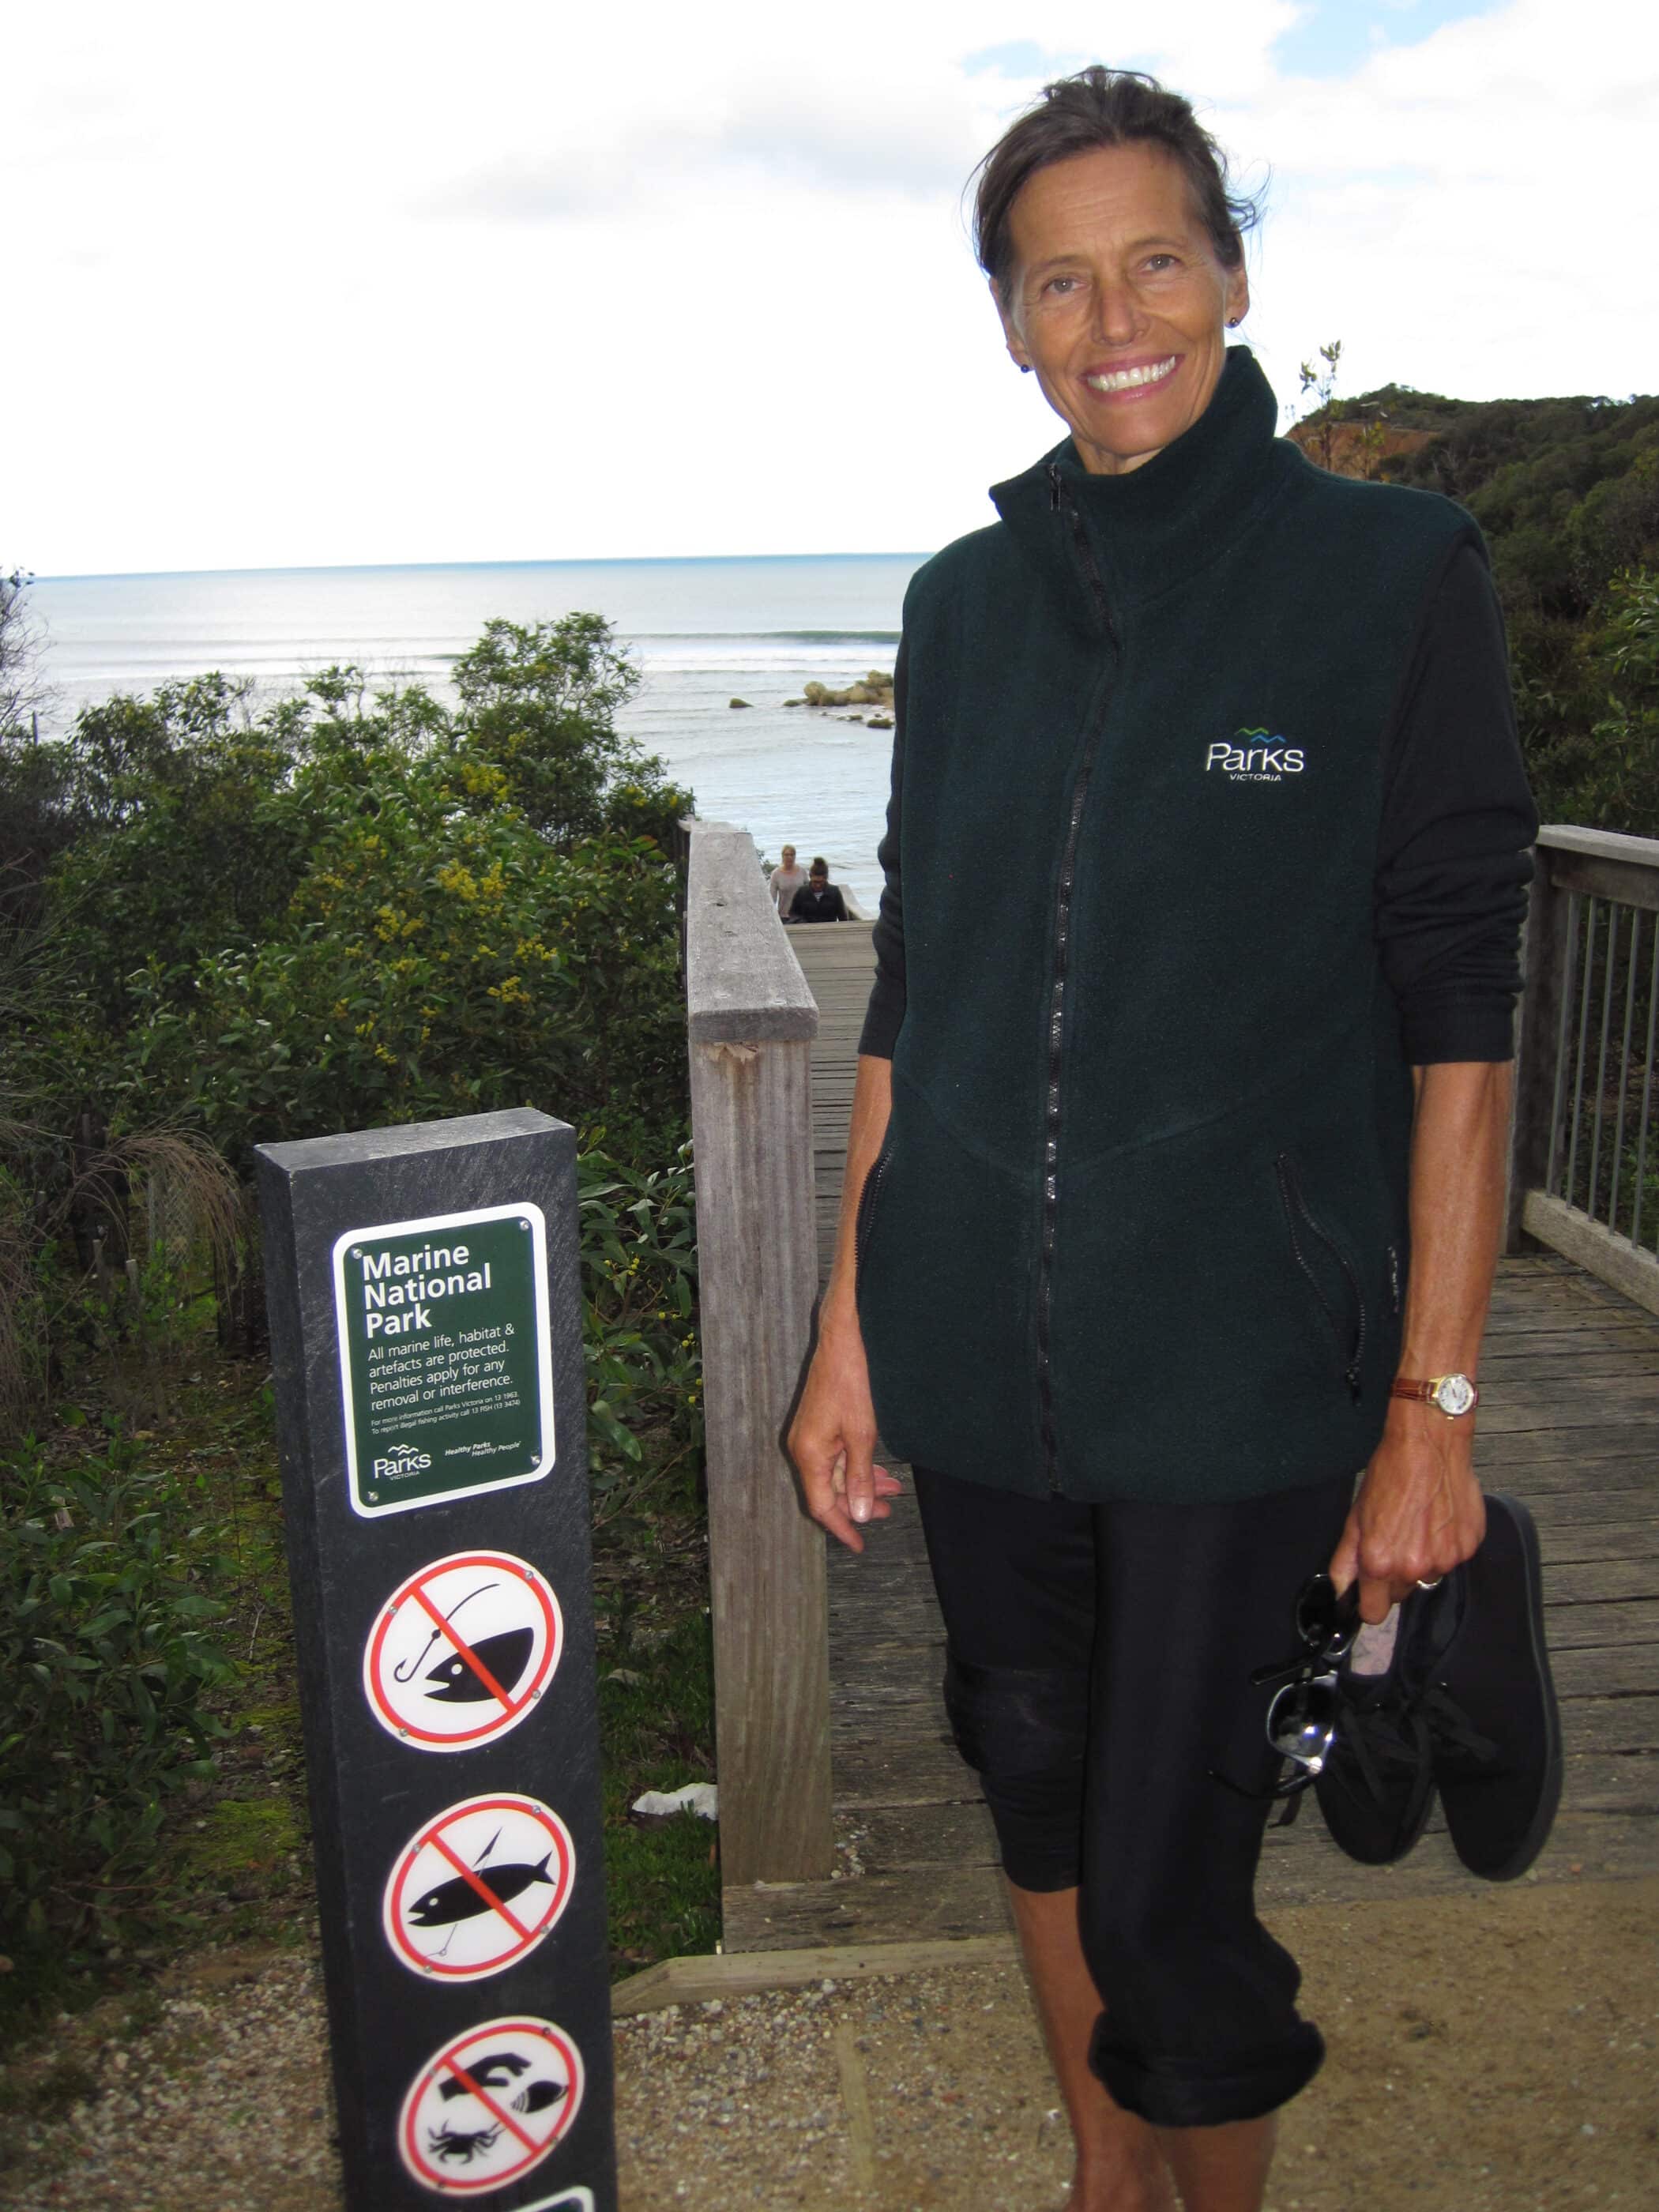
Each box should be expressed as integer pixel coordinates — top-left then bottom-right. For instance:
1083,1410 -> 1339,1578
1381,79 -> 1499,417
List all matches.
913,1463 -> 1356,2130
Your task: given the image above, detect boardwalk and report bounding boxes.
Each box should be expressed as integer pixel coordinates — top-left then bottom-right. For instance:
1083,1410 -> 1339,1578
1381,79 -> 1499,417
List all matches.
723,920 -> 1659,1951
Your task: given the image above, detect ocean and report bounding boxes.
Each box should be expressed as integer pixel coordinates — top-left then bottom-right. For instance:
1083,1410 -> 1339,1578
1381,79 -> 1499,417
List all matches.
28,555 -> 930,911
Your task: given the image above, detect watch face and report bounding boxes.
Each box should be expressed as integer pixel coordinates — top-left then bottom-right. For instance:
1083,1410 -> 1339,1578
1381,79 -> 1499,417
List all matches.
1434,1374 -> 1477,1416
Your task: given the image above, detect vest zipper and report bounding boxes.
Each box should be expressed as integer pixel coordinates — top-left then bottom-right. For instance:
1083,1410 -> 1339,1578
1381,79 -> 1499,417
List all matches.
1274,1153 -> 1367,1402
1037,468 -> 1120,1492
853,1142 -> 893,1291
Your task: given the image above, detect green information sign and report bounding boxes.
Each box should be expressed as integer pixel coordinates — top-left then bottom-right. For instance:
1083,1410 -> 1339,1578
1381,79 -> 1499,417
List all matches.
332,1202 -> 555,1519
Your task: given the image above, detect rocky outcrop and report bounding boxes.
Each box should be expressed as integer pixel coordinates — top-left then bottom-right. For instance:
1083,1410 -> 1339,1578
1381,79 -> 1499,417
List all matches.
802,669 -> 895,709
729,698 -> 753,709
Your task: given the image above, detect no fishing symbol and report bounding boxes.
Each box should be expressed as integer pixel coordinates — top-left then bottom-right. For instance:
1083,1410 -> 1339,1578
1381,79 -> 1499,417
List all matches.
384,1794 -> 575,1981
398,2016 -> 585,2195
363,1550 -> 562,1752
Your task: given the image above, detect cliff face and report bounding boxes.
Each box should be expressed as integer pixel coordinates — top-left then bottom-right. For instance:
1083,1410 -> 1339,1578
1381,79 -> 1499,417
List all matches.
1286,417 -> 1436,478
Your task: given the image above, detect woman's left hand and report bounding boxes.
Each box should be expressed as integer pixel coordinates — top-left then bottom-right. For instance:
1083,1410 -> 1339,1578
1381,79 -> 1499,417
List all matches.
1328,1402 -> 1487,1621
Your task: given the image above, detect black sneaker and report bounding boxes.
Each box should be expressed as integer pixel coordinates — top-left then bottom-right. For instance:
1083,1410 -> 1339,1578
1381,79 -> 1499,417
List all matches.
1313,1578 -> 1457,1864
1423,1492 -> 1563,1882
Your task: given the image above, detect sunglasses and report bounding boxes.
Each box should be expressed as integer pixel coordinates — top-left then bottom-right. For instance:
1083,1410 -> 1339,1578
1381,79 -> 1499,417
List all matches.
1211,1573 -> 1361,1808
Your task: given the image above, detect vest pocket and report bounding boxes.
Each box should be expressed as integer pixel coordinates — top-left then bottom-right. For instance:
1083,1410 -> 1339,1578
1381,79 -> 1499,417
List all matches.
1274,1153 -> 1367,1402
854,1139 -> 894,1293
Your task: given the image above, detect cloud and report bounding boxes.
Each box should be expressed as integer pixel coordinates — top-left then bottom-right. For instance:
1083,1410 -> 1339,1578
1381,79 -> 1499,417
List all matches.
962,40 -> 1089,80
425,55 -> 999,220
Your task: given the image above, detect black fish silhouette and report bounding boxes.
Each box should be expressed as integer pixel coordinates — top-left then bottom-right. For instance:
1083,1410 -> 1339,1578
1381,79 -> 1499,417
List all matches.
423,1627 -> 534,1702
438,2052 -> 531,2101
513,2079 -> 568,2116
409,1851 -> 555,1928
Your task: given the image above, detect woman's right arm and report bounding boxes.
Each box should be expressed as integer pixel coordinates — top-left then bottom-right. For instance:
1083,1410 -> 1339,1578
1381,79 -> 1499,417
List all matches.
788,634 -> 910,1551
786,1051 -> 899,1552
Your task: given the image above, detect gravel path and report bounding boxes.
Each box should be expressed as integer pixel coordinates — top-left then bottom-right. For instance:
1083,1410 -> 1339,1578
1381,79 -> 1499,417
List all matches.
2,1878 -> 1655,2210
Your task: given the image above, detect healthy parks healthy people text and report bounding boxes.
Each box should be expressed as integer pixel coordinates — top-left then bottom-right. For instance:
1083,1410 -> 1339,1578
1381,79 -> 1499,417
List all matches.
788,67 -> 1556,2212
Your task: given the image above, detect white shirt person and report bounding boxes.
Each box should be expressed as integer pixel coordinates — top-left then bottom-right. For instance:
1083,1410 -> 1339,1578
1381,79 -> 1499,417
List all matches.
769,844 -> 808,922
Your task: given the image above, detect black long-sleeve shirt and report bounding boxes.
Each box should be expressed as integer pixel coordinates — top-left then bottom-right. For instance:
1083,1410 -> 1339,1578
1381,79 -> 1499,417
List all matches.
858,542 -> 1537,1065
791,882 -> 850,924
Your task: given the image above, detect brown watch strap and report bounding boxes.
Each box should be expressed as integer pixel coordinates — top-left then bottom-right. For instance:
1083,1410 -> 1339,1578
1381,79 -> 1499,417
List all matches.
1391,1375 -> 1480,1413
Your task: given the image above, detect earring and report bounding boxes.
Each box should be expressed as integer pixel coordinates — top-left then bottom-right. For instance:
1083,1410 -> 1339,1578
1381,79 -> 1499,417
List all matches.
1019,363 -> 1033,374
1227,316 -> 1240,328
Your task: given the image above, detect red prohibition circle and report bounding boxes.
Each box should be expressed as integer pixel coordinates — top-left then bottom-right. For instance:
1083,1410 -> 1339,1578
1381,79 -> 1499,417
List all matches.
399,2016 -> 584,2194
363,1550 -> 562,1751
384,1794 -> 575,1981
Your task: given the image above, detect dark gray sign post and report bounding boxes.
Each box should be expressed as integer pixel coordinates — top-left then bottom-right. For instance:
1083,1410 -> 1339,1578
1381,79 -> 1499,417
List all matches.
257,1109 -> 614,2212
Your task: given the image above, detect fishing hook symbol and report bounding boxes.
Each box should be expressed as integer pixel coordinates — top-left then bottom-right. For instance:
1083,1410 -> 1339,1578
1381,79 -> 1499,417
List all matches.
393,1582 -> 502,1683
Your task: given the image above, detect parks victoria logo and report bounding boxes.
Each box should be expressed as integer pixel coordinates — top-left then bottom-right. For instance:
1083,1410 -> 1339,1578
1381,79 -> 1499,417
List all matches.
1205,727 -> 1306,783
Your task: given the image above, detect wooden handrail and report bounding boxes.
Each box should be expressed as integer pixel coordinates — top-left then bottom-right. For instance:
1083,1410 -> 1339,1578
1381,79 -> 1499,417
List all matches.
684,822 -> 833,1887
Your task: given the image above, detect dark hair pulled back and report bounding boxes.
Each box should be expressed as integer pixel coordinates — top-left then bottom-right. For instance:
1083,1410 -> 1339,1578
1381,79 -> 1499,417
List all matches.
972,67 -> 1258,297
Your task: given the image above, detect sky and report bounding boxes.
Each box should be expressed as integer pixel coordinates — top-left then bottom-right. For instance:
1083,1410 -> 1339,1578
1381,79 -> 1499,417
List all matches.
9,0 -> 1657,575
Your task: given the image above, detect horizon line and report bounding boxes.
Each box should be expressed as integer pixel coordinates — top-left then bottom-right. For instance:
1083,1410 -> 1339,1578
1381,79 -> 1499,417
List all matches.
36,550 -> 936,586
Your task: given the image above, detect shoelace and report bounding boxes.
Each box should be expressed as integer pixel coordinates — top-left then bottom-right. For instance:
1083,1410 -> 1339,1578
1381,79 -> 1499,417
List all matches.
1416,1683 -> 1503,1772
1336,1680 -> 1503,1808
1339,1695 -> 1430,1807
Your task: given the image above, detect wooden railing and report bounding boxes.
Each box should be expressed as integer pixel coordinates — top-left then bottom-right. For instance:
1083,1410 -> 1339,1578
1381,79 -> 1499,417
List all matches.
683,822 -> 833,1886
1509,826 -> 1659,1316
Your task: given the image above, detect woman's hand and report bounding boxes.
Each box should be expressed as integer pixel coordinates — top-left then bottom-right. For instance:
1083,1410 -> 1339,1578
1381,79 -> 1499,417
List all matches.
787,1307 -> 901,1553
1328,1401 -> 1487,1620
790,1050 -> 901,1553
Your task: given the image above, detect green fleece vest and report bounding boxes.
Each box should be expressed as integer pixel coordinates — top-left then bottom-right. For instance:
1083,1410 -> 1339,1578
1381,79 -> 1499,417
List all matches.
855,348 -> 1482,1505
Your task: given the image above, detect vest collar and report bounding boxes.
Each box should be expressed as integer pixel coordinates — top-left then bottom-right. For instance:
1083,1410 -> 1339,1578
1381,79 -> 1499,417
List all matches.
990,347 -> 1282,634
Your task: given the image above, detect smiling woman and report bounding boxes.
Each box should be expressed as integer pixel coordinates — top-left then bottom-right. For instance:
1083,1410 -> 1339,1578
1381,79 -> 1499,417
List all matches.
786,58 -> 1547,2212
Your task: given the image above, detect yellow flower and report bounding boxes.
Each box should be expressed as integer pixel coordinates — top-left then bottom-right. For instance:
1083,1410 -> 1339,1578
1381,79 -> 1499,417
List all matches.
437,861 -> 479,901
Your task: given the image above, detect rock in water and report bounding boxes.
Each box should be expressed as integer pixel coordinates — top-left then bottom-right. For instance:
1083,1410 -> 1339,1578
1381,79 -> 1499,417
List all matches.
729,698 -> 753,709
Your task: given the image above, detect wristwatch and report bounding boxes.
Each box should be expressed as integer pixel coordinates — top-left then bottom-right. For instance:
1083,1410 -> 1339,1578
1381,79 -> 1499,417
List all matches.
1390,1373 -> 1480,1418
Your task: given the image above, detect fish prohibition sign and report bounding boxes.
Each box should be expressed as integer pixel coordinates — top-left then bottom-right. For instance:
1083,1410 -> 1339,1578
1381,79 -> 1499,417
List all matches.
399,2015 -> 584,2195
363,1549 -> 563,1751
384,1793 -> 575,1980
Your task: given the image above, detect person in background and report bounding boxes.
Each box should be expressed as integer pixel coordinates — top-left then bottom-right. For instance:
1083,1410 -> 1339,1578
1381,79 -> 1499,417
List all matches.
769,844 -> 807,921
788,858 -> 850,924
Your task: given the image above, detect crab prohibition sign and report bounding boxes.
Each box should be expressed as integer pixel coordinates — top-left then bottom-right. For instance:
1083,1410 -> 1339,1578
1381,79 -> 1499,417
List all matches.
399,2016 -> 585,2195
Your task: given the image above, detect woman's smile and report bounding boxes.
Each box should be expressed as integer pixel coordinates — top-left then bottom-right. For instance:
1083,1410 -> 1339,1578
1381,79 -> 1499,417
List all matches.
1082,354 -> 1179,396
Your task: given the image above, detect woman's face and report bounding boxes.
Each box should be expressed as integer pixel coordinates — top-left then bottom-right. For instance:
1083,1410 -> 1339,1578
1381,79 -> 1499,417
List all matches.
995,141 -> 1248,477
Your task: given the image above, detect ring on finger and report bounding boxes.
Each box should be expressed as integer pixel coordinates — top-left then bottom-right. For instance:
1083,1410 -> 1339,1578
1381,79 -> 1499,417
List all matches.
1415,1577 -> 1443,1591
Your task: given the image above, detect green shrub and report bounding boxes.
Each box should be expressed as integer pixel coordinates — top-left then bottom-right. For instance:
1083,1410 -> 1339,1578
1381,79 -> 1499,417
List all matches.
0,1432 -> 233,1954
579,1145 -> 702,1517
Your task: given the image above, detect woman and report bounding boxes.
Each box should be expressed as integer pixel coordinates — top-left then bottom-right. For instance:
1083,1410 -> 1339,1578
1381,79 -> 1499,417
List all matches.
788,856 -> 851,924
788,67 -> 1543,2212
769,843 -> 807,920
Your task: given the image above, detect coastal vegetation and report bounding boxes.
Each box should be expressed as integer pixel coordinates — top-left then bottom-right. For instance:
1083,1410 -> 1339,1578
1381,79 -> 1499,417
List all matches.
0,613 -> 719,2041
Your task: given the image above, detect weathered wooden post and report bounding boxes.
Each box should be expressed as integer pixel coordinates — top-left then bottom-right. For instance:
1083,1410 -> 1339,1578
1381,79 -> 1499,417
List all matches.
258,1108 -> 613,2212
686,824 -> 834,1887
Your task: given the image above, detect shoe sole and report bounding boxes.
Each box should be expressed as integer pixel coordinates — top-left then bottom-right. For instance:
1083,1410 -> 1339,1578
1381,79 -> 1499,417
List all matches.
1447,1492 -> 1563,1883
